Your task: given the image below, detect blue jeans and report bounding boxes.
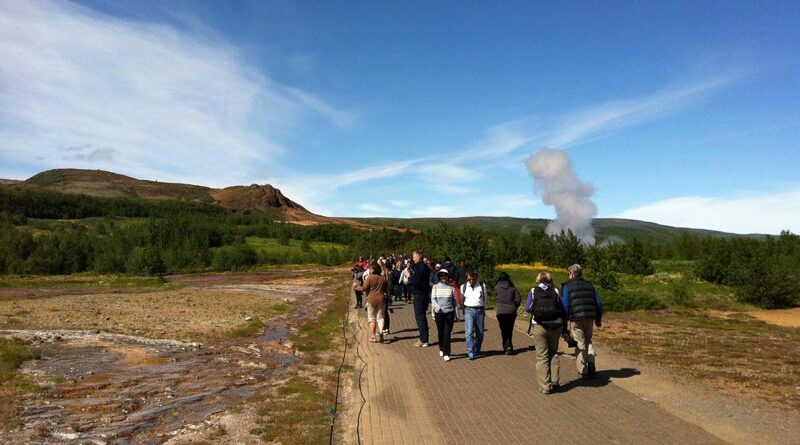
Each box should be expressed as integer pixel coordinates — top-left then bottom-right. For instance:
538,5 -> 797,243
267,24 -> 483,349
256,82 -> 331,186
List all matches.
464,307 -> 485,356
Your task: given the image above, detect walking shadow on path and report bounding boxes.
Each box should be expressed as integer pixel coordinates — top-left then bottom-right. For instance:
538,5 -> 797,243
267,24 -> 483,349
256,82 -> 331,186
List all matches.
557,367 -> 641,392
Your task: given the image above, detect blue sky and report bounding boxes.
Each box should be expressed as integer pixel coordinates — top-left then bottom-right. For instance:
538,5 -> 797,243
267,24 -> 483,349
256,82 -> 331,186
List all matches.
1,0 -> 799,234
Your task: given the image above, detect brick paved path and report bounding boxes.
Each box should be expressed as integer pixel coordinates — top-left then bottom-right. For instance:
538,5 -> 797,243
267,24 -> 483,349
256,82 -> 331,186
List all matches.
351,298 -> 727,445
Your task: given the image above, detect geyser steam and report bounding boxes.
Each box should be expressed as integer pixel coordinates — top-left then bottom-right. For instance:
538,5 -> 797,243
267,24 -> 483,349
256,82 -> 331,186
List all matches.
526,148 -> 597,245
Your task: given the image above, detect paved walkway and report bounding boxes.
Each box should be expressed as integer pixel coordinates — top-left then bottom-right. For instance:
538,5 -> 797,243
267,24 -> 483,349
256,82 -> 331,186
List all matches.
350,298 -> 727,445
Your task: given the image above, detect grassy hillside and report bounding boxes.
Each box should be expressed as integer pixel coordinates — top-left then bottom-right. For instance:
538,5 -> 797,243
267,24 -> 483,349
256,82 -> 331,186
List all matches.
350,216 -> 762,244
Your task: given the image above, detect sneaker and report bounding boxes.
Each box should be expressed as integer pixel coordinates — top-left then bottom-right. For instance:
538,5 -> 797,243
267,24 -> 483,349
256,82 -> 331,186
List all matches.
421,343 -> 429,347
540,387 -> 552,395
413,340 -> 423,347
439,351 -> 444,357
378,334 -> 384,343
467,353 -> 475,361
443,355 -> 450,362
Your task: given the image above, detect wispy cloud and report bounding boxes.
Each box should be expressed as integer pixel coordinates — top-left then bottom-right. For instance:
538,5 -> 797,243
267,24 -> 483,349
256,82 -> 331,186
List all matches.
275,73 -> 743,216
547,75 -> 742,148
356,203 -> 387,216
615,188 -> 800,235
0,0 -> 352,187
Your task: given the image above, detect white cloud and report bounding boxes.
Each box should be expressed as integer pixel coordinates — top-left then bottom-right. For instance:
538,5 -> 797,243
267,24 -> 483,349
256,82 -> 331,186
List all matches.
615,189 -> 800,235
409,206 -> 457,217
0,0 -> 352,187
387,200 -> 411,208
547,75 -> 741,148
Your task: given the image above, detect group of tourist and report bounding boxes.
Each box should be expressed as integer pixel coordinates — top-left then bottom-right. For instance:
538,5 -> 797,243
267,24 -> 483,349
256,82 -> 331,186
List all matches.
351,251 -> 602,394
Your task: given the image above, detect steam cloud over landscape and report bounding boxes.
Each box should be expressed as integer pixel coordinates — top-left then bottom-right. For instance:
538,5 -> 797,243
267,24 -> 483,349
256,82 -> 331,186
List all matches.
526,148 -> 598,245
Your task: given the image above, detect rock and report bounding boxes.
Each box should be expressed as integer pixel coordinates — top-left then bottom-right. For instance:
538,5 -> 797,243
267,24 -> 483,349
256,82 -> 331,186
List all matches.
244,316 -> 253,322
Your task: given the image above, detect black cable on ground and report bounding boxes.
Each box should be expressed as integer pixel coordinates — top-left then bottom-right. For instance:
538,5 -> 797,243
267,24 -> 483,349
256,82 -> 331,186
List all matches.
328,291 -> 351,445
353,303 -> 368,444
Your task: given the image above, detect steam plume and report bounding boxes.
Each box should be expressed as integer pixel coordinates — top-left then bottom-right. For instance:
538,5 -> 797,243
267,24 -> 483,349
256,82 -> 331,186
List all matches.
526,148 -> 597,245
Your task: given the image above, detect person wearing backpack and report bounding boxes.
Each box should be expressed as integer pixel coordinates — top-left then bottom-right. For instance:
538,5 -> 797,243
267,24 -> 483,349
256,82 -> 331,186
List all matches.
561,264 -> 603,378
494,271 -> 522,355
525,270 -> 567,394
461,271 -> 488,360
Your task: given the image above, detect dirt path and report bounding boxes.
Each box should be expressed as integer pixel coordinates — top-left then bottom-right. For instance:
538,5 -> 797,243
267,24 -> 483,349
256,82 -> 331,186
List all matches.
345,299 -> 756,445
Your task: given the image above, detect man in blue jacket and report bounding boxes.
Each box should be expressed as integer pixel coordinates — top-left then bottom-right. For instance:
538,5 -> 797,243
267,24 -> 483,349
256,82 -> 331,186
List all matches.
408,250 -> 431,347
561,264 -> 602,377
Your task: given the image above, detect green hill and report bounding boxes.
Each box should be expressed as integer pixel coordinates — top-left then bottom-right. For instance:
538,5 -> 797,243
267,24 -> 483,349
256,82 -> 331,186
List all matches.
349,216 -> 764,244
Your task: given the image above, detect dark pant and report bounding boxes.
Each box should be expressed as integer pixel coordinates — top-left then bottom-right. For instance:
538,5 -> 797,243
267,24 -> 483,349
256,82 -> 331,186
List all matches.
383,300 -> 391,332
393,284 -> 403,300
435,311 -> 455,356
354,290 -> 363,308
413,291 -> 429,343
497,313 -> 517,351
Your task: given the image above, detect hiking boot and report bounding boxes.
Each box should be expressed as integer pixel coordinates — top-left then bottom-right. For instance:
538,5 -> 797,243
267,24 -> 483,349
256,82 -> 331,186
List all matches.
588,362 -> 596,375
540,387 -> 552,395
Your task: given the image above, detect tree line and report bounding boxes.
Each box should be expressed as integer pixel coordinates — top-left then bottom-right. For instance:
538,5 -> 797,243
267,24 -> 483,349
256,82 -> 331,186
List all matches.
1,187 -> 797,308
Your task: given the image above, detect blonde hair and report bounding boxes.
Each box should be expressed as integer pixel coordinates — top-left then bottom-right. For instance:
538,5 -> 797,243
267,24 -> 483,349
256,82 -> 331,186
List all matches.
535,271 -> 553,284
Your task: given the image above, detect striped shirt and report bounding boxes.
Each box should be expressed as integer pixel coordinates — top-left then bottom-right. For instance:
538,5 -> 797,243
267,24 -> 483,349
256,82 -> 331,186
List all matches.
430,282 -> 456,313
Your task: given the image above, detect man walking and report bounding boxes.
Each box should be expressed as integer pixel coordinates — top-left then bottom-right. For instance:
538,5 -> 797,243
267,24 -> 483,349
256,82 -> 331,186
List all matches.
460,271 -> 488,360
561,264 -> 603,377
408,250 -> 431,347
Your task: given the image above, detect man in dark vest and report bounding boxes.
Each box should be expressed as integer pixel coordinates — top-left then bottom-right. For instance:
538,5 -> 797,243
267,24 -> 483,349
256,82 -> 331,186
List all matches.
561,264 -> 603,377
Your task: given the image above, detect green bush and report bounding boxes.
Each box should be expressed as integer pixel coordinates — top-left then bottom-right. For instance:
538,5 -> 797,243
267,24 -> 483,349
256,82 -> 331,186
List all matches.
668,275 -> 695,307
126,247 -> 166,275
603,290 -> 665,312
212,244 -> 258,271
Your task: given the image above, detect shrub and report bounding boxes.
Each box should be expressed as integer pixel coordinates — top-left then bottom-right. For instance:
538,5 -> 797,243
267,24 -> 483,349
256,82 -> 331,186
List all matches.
603,290 -> 665,312
668,275 -> 695,307
126,247 -> 166,276
212,244 -> 258,271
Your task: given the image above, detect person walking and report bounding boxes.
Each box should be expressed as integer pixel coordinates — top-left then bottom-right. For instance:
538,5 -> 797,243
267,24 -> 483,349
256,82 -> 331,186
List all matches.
561,264 -> 603,377
494,272 -> 522,355
352,264 -> 365,309
525,271 -> 567,394
400,261 -> 412,302
408,250 -> 431,347
353,262 -> 389,343
390,262 -> 403,301
430,268 -> 457,362
460,271 -> 488,360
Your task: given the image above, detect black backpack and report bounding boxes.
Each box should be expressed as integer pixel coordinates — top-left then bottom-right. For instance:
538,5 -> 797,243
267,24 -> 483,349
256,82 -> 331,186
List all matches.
532,285 -> 561,322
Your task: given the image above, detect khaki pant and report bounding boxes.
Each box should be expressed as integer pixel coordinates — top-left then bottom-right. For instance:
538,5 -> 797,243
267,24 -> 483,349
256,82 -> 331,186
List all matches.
569,318 -> 596,375
531,324 -> 561,391
367,303 -> 385,333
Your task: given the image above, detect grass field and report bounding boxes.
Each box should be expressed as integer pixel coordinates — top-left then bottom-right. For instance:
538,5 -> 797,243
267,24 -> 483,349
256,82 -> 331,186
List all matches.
0,274 -> 165,290
495,260 -> 743,312
245,237 -> 350,266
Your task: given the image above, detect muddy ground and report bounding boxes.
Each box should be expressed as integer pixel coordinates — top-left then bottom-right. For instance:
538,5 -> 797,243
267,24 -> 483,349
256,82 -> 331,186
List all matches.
0,268 -> 347,445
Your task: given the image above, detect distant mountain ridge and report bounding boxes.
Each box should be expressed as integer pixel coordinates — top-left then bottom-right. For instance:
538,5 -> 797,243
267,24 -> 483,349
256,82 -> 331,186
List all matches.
1,169 -> 764,242
5,168 -> 327,223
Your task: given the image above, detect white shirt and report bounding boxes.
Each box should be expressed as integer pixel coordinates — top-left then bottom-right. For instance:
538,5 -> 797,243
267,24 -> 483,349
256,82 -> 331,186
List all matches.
461,282 -> 487,307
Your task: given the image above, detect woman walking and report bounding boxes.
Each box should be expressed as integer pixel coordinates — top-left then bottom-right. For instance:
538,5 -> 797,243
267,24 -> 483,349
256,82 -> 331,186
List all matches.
495,272 -> 522,355
430,268 -> 457,361
525,271 -> 567,394
354,262 -> 389,343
